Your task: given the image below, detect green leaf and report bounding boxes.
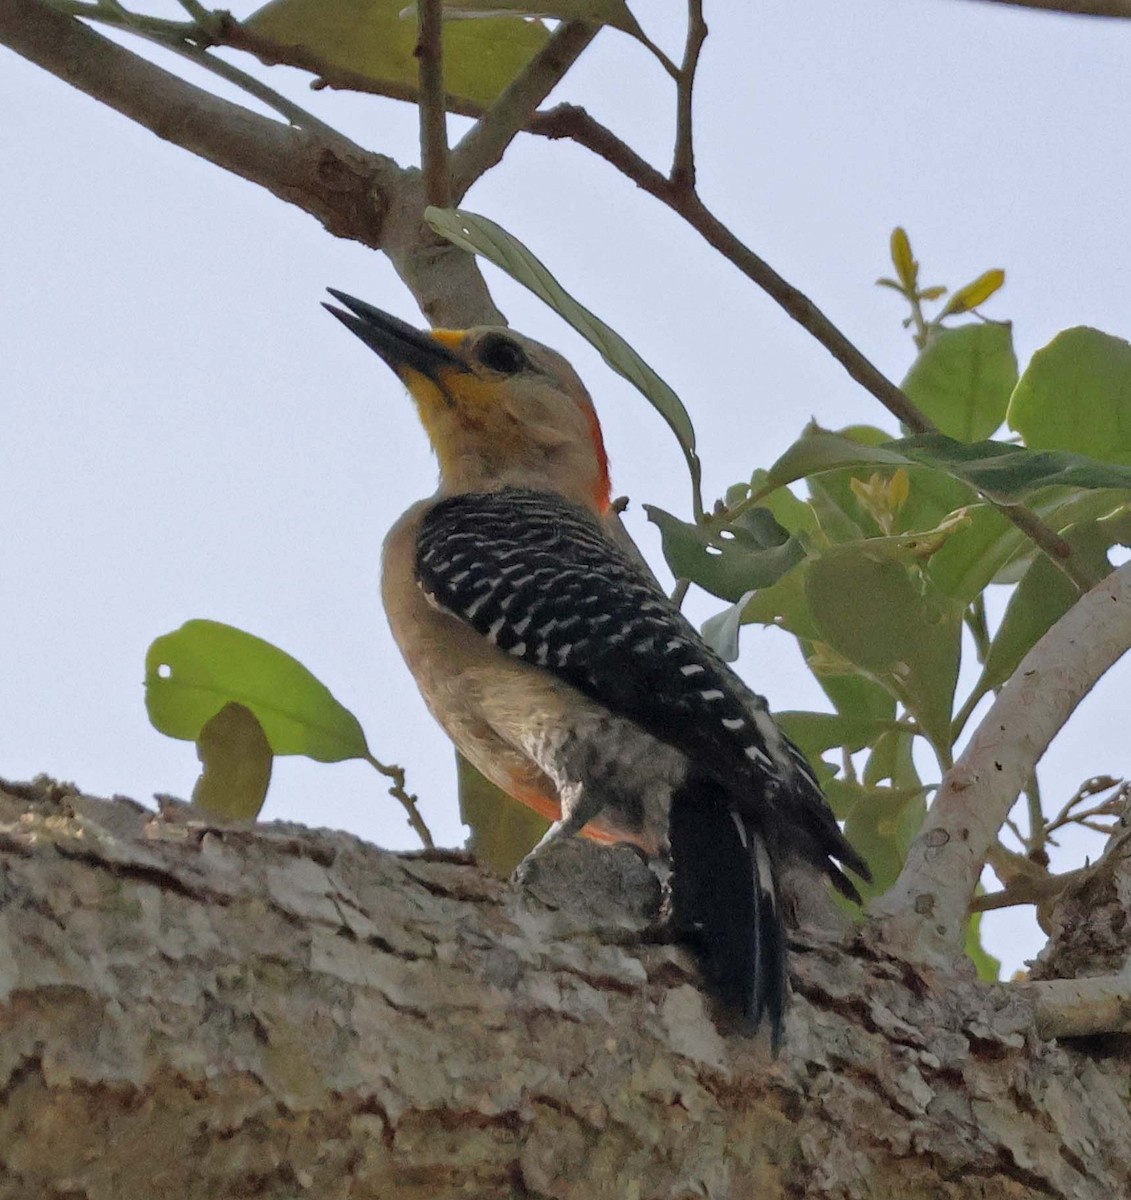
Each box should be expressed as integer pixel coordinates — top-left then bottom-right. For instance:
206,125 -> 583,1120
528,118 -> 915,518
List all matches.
939,268 -> 1005,317
426,206 -> 702,509
862,728 -> 923,791
976,511 -> 1131,695
927,488 -> 1130,603
762,427 -> 1131,506
807,663 -> 897,725
829,781 -> 927,899
762,427 -> 910,496
245,0 -> 548,107
645,505 -> 805,603
191,702 -> 274,820
804,548 -> 963,755
700,590 -> 757,662
901,323 -> 1017,441
739,561 -> 820,640
776,711 -> 894,760
893,434 -> 1131,498
1008,326 -> 1131,465
458,752 -> 547,876
965,908 -> 1001,982
146,620 -> 369,762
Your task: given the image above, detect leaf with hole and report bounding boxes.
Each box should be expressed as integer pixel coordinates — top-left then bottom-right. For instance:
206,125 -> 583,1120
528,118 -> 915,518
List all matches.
246,0 -> 547,106
192,702 -> 274,820
646,505 -> 804,602
146,620 -> 369,762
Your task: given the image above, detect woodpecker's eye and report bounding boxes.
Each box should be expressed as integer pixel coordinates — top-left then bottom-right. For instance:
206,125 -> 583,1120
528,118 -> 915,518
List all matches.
476,334 -> 529,375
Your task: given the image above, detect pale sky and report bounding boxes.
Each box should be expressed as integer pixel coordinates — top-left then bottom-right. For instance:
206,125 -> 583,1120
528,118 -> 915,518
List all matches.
4,0 -> 1130,974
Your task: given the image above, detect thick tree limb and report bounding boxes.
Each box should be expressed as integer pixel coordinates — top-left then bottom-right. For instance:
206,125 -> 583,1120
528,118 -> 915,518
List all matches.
1031,976 -> 1131,1037
872,560 -> 1131,963
3,776 -> 1131,1198
0,0 -> 501,329
1,0 -> 390,245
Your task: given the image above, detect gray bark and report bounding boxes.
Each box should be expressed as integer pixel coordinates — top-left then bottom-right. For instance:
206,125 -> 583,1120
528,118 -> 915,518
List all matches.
1,776 -> 1129,1200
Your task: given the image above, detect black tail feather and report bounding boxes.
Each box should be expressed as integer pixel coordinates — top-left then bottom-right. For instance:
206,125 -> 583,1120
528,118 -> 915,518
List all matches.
669,776 -> 786,1049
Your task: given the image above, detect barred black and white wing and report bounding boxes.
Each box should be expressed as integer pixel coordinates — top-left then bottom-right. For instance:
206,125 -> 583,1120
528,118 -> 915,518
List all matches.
416,488 -> 868,897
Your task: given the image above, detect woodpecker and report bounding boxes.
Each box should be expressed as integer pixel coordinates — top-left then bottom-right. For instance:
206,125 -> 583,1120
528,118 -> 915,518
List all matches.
324,290 -> 870,1044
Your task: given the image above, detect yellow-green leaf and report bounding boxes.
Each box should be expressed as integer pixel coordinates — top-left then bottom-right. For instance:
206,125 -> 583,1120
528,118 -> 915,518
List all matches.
940,268 -> 1005,317
245,0 -> 548,106
890,227 -> 917,292
458,752 -> 547,876
965,908 -> 1001,982
439,0 -> 641,37
192,702 -> 274,820
146,619 -> 369,763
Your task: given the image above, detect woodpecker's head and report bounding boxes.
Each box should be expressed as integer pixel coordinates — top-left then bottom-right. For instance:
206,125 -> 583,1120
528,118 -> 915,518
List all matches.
324,290 -> 611,514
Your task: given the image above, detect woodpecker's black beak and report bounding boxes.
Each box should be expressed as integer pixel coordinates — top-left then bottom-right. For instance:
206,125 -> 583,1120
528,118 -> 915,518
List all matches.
323,289 -> 466,381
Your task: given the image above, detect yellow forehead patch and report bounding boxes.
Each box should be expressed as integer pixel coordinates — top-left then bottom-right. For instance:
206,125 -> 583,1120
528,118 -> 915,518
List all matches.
430,329 -> 465,352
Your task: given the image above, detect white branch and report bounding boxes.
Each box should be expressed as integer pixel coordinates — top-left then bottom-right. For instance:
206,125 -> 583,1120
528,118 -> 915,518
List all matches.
871,560 -> 1131,963
1031,975 -> 1131,1038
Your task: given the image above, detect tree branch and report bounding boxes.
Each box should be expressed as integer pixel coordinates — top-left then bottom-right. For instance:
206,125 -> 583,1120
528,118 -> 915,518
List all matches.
416,0 -> 450,207
449,20 -> 598,201
6,776 -> 1131,1193
1031,976 -> 1131,1038
977,0 -> 1131,15
529,104 -> 1098,583
671,0 -> 706,191
1,0 -> 390,248
1,0 -> 503,329
871,559 -> 1131,964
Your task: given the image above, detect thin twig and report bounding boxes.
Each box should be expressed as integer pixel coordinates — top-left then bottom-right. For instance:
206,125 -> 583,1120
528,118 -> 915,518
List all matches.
1024,772 -> 1045,857
47,0 -> 340,136
972,870 -> 1086,912
449,21 -> 598,201
671,0 -> 706,191
417,0 -> 451,208
365,754 -> 435,849
1045,775 -> 1123,836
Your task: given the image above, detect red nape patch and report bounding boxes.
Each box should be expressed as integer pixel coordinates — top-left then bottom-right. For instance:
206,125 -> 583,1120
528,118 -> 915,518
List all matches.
582,401 -> 612,513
